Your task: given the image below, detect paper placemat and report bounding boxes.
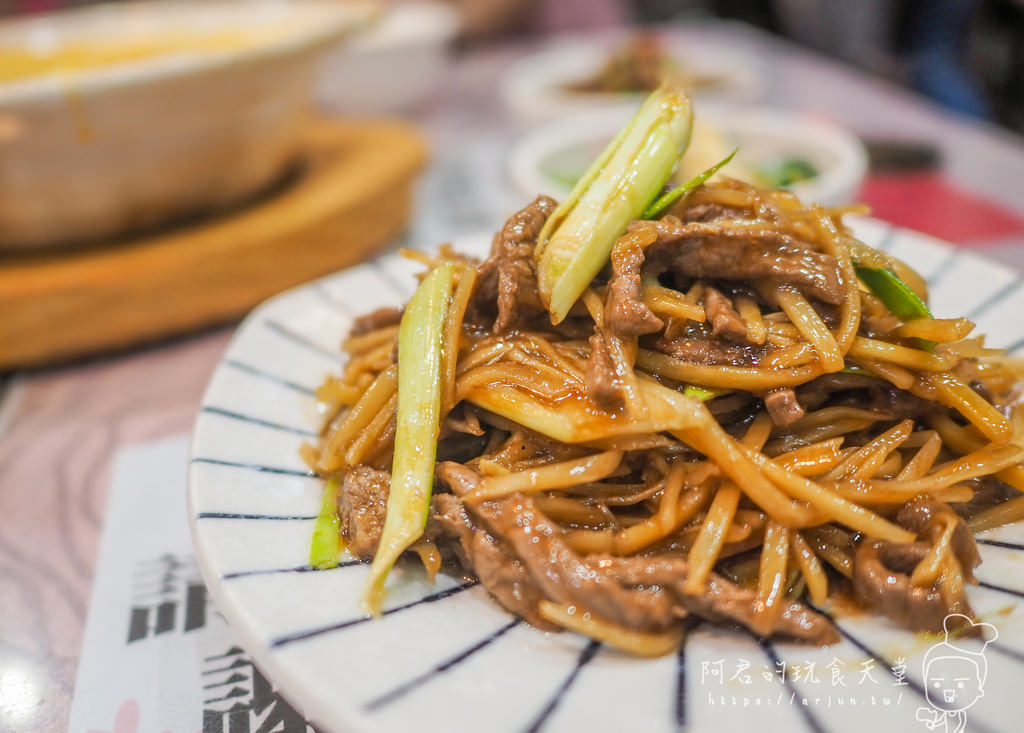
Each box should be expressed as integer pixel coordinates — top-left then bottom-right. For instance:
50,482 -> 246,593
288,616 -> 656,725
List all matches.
68,434 -> 318,733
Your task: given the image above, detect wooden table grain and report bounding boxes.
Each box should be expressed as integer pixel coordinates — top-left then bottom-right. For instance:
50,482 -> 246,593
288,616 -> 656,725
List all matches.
2,21 -> 1023,733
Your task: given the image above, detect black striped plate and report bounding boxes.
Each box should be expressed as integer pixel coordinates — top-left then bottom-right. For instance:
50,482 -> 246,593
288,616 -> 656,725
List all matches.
189,222 -> 1024,733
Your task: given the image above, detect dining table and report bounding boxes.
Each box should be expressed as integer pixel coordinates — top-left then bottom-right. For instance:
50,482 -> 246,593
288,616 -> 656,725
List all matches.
3,19 -> 1024,733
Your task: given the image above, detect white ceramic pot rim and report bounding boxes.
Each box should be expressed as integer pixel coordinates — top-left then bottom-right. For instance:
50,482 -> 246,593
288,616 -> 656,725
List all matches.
507,104 -> 868,207
0,0 -> 377,106
342,1 -> 459,52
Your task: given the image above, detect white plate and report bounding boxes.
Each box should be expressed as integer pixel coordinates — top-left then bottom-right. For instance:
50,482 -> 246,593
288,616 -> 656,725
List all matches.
501,37 -> 763,124
189,223 -> 1024,733
316,1 -> 459,114
507,106 -> 868,207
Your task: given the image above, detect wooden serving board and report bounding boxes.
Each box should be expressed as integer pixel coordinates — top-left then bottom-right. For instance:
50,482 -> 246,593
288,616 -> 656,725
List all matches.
0,118 -> 427,370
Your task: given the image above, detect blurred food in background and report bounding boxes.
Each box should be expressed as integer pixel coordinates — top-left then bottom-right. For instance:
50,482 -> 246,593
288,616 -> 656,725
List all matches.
501,33 -> 762,122
0,0 -> 375,251
564,32 -> 719,94
508,105 -> 867,207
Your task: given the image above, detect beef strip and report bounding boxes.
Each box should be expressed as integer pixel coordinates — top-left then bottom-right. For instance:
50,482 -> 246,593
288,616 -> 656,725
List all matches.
853,542 -> 976,634
436,432 -> 488,463
656,336 -> 764,366
586,329 -> 625,410
798,372 -> 880,398
707,392 -> 762,426
660,315 -> 690,343
898,498 -> 980,580
473,195 -> 557,334
473,497 -> 676,631
464,530 -> 559,631
629,218 -> 844,305
950,476 -> 1022,518
853,498 -> 980,634
438,462 -> 676,632
764,387 -> 805,427
426,492 -> 473,547
668,201 -> 744,223
606,229 -> 664,338
427,493 -> 557,630
866,387 -> 934,420
350,306 -> 402,337
795,375 -> 920,415
337,466 -> 391,560
703,286 -> 748,343
589,554 -> 839,644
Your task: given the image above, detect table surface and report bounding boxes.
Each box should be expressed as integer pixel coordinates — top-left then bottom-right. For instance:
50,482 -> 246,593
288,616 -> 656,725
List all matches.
3,21 -> 1024,733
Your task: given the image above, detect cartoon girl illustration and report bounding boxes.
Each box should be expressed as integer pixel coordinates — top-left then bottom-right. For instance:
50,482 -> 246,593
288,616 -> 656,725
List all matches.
915,614 -> 997,733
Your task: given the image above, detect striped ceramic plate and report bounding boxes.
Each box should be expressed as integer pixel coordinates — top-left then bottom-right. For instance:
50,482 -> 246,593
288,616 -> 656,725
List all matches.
188,220 -> 1024,733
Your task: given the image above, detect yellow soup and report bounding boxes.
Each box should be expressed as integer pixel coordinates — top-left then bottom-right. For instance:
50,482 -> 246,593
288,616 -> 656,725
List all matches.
0,28 -> 284,82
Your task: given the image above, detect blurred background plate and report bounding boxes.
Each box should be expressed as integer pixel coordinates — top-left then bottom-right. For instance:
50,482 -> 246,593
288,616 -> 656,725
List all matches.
316,1 -> 459,115
0,0 -> 376,252
500,34 -> 763,124
508,104 -> 868,207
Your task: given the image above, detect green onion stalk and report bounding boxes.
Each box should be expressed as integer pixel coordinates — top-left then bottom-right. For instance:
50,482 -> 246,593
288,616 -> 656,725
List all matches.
853,263 -> 936,349
309,477 -> 343,569
362,262 -> 456,615
534,84 -> 694,323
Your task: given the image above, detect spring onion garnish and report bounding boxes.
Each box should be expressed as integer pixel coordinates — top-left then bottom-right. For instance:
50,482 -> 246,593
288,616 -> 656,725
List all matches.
755,156 -> 818,188
853,264 -> 932,321
854,264 -> 935,349
642,148 -> 737,220
309,477 -> 343,569
362,262 -> 455,615
534,84 -> 693,323
682,385 -> 726,402
464,371 -> 703,445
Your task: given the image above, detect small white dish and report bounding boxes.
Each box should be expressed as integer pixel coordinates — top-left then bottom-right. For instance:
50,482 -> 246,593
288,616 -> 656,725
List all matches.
189,223 -> 1024,733
316,1 -> 459,115
508,105 -> 869,207
501,36 -> 763,125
